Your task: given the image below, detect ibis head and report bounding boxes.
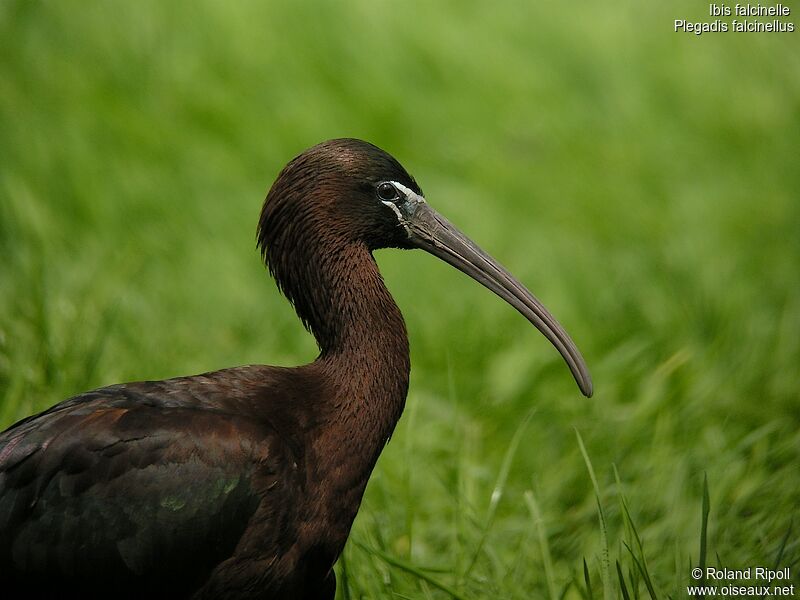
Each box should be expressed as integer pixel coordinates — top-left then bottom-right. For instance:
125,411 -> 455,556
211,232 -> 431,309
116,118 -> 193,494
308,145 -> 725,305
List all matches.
259,138 -> 592,397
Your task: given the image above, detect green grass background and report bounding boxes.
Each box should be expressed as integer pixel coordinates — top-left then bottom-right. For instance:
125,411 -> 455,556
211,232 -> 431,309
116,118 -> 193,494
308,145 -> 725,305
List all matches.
1,1 -> 798,597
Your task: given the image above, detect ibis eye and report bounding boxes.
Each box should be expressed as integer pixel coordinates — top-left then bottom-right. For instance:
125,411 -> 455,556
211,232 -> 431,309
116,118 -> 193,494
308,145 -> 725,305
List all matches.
377,182 -> 400,202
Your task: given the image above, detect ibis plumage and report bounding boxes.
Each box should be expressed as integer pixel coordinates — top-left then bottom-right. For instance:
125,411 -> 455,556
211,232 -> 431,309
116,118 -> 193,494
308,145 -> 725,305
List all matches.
0,139 -> 591,599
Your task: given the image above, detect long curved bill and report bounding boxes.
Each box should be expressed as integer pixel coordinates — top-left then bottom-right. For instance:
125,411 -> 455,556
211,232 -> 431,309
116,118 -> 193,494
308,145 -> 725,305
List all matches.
389,184 -> 593,397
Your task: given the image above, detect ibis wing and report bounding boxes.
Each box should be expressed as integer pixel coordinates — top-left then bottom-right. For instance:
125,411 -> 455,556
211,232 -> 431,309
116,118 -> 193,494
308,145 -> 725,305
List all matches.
0,374 -> 302,596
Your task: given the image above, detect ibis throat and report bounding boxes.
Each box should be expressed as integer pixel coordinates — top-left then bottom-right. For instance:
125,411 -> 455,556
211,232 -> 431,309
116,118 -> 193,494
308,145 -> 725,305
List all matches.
264,233 -> 409,361
261,220 -> 411,433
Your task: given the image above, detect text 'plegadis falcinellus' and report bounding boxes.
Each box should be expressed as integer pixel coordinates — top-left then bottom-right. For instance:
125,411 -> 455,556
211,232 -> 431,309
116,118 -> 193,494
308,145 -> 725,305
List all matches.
0,139 -> 592,599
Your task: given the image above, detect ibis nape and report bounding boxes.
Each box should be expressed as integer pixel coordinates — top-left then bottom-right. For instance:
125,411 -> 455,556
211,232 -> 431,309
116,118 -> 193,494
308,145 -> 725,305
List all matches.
0,139 -> 592,599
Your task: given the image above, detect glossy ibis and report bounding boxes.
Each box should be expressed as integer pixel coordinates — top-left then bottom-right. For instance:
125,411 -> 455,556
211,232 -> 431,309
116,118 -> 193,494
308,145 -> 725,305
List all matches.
0,139 -> 592,599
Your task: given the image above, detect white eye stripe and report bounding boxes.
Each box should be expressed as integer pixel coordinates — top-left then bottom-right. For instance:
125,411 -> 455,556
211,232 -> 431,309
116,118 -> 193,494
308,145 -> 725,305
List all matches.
389,181 -> 426,205
380,181 -> 425,238
381,199 -> 404,221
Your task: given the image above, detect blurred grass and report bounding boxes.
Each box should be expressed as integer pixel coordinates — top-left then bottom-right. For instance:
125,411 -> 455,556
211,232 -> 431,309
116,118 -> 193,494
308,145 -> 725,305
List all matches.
1,0 -> 798,597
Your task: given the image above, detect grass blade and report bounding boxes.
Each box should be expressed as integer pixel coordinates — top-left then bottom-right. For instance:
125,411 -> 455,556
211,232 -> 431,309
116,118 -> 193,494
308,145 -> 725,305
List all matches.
773,517 -> 792,568
338,546 -> 352,600
462,407 -> 536,578
762,518 -> 793,600
623,542 -> 658,600
356,541 -> 467,600
614,466 -> 658,600
575,429 -> 611,600
698,473 -> 710,596
616,561 -> 631,600
584,558 -> 594,600
524,488 -> 558,600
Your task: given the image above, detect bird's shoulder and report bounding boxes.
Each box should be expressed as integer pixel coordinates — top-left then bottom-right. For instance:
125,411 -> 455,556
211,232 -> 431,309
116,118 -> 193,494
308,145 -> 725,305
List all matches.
0,364 -> 316,499
0,363 -> 326,470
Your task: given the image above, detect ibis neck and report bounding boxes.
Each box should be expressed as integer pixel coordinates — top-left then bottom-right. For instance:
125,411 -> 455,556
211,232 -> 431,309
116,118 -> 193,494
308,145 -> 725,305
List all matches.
299,242 -> 410,441
294,244 -> 408,531
299,244 -> 409,564
323,249 -> 409,387
267,239 -> 411,568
